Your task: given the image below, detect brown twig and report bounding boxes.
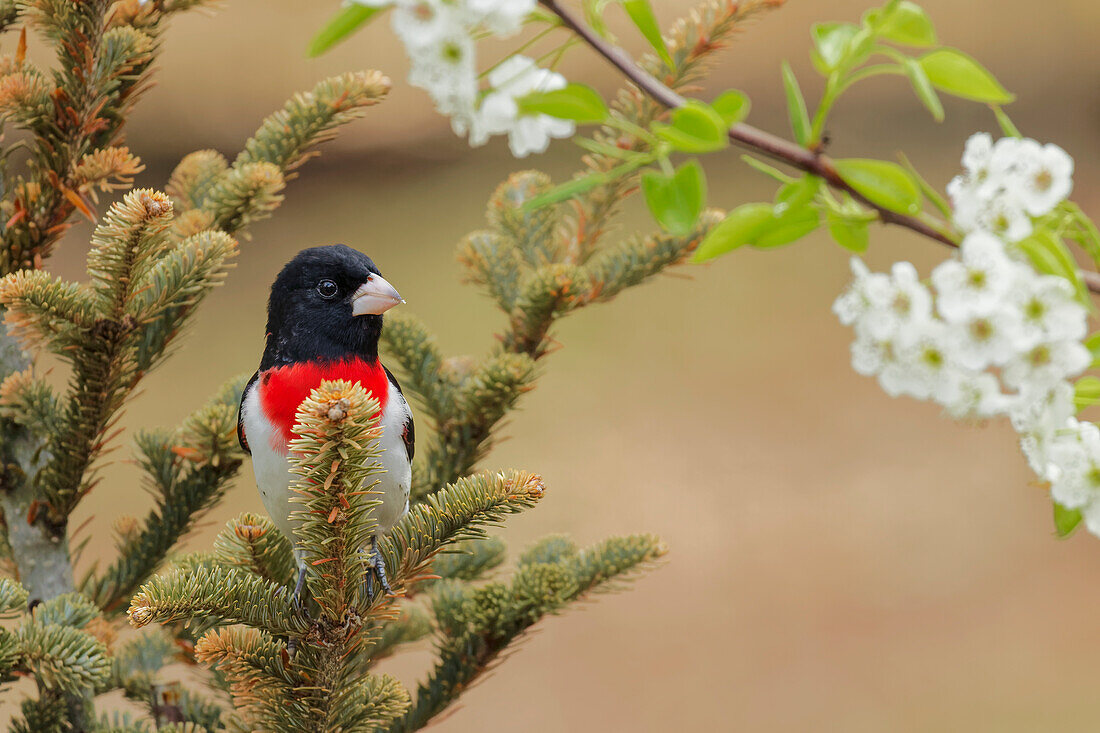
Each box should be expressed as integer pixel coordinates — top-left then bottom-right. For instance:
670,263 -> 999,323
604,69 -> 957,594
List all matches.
539,0 -> 1100,294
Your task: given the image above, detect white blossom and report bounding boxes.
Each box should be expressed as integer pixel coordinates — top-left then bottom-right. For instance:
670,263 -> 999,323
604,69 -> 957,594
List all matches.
931,231 -> 1017,321
944,309 -> 1023,371
1002,339 -> 1090,391
849,330 -> 895,378
469,56 -> 575,157
947,133 -> 1075,242
352,0 -> 566,156
961,132 -> 994,182
1012,382 -> 1076,481
857,261 -> 933,341
834,135 -> 1091,534
1009,273 -> 1088,349
392,0 -> 459,50
877,320 -> 957,401
1014,141 -> 1074,216
1046,420 -> 1100,534
407,28 -> 478,124
833,258 -> 892,327
464,0 -> 536,36
939,370 -> 1013,420
972,190 -> 1033,242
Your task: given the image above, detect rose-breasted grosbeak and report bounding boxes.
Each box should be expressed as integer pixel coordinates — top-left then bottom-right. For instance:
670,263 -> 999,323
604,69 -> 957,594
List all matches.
237,244 -> 414,601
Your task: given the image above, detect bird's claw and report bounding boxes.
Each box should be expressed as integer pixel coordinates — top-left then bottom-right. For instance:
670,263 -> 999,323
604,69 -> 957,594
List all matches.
363,538 -> 394,599
286,565 -> 310,660
291,565 -> 308,613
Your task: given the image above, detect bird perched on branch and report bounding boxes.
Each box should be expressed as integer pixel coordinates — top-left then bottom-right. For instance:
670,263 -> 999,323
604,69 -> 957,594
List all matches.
237,244 -> 414,602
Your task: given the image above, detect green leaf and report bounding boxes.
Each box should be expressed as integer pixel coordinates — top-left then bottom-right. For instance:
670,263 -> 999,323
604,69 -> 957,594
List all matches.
711,90 -> 750,126
692,193 -> 821,260
1015,229 -> 1089,306
754,207 -> 820,249
902,58 -> 943,121
811,22 -> 859,72
584,0 -> 618,39
623,0 -> 675,69
827,212 -> 871,253
1074,376 -> 1100,412
834,158 -> 921,216
518,83 -> 608,122
653,101 -> 728,153
1054,502 -> 1082,538
1085,332 -> 1100,369
574,137 -> 638,160
875,1 -> 937,47
308,5 -> 382,58
775,175 -> 821,211
898,152 -> 951,218
740,155 -> 794,184
918,48 -> 1014,103
641,160 -> 707,236
780,61 -> 811,145
692,203 -> 775,261
523,157 -> 652,209
993,106 -> 1021,138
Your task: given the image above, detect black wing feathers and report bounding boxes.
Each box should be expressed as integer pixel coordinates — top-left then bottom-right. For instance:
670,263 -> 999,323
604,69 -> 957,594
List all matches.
237,371 -> 259,456
384,366 -> 415,462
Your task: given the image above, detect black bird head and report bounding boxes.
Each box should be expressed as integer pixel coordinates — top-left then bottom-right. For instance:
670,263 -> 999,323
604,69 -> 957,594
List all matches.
261,244 -> 403,368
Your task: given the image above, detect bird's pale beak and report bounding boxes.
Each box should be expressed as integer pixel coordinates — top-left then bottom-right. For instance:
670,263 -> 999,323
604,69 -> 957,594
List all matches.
351,275 -> 404,316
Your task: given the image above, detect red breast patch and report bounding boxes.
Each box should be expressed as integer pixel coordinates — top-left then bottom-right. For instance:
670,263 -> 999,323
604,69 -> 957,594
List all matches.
259,358 -> 389,453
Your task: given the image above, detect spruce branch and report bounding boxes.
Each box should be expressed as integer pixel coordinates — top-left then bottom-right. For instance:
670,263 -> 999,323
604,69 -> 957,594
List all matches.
517,533 -> 578,567
0,1 -> 18,32
487,171 -> 562,268
30,591 -> 100,629
582,210 -> 722,303
200,162 -> 286,236
235,70 -> 392,173
88,376 -> 247,612
211,512 -> 297,589
286,379 -> 386,619
379,311 -> 455,422
567,0 -> 778,260
419,354 -> 536,494
193,626 -> 302,727
385,470 -> 546,595
166,150 -> 230,213
127,563 -> 310,638
0,381 -> 58,452
456,230 -> 524,312
365,602 -> 432,662
396,534 -> 666,731
429,536 -> 507,583
169,71 -> 392,238
1,0 -> 170,271
72,146 -> 144,202
388,167 -> 715,499
0,576 -> 28,616
0,270 -> 99,352
12,622 -> 111,692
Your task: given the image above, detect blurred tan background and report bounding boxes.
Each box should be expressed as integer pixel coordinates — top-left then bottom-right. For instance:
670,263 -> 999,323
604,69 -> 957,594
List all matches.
14,0 -> 1100,730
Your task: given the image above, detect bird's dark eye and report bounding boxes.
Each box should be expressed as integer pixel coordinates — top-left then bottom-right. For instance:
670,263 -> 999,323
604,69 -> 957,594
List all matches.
317,279 -> 339,299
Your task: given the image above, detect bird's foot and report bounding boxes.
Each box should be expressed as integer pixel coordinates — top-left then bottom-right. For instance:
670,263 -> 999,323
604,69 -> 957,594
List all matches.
291,565 -> 308,614
362,538 -> 394,599
286,565 -> 310,660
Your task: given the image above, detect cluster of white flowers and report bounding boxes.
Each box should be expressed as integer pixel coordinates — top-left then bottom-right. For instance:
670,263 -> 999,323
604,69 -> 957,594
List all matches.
947,132 -> 1074,242
836,134 -> 1100,534
353,0 -> 575,157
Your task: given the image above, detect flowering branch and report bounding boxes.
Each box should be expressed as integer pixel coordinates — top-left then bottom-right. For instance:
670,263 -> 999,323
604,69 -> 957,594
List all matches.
536,0 -> 1100,294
